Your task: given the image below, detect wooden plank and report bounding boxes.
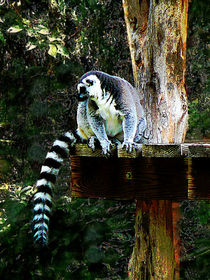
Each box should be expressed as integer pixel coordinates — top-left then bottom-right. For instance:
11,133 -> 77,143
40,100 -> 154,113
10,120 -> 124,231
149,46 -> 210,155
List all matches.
181,143 -> 210,157
142,144 -> 181,157
71,143 -> 210,158
70,144 -> 210,200
71,143 -> 117,157
71,156 -> 188,200
172,202 -> 181,279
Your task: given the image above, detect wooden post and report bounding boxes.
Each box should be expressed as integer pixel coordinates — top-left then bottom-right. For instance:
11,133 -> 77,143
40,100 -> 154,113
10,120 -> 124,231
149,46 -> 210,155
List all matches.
128,201 -> 175,279
172,202 -> 181,280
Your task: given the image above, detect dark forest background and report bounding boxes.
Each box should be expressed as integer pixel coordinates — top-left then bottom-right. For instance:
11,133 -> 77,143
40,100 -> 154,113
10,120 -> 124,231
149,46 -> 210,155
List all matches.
0,0 -> 209,279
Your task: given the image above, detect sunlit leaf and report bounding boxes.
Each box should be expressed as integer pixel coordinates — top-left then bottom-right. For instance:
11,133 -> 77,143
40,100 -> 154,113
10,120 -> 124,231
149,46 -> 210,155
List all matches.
22,18 -> 30,25
56,44 -> 69,58
38,27 -> 50,35
20,186 -> 33,195
48,36 -> 62,42
50,0 -> 58,9
26,42 -> 37,51
48,44 -> 57,57
7,26 -> 23,33
27,29 -> 33,37
0,183 -> 9,190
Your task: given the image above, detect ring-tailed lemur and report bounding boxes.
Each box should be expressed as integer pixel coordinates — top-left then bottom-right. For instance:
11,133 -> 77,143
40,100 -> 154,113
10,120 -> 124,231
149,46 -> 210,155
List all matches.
33,71 -> 146,246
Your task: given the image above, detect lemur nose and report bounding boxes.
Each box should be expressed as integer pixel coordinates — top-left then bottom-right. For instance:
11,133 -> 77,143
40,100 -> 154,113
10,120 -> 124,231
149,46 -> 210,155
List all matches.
77,83 -> 86,93
79,86 -> 86,94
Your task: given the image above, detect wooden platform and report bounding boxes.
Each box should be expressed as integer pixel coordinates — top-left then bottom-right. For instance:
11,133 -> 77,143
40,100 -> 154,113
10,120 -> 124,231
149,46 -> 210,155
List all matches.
70,143 -> 210,200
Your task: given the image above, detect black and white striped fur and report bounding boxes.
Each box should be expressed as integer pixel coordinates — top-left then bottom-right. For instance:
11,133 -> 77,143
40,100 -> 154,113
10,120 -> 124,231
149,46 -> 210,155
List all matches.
33,131 -> 76,246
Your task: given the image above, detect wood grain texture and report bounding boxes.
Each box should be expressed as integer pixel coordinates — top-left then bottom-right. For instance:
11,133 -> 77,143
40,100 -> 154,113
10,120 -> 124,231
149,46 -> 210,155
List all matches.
70,144 -> 210,200
71,143 -> 210,158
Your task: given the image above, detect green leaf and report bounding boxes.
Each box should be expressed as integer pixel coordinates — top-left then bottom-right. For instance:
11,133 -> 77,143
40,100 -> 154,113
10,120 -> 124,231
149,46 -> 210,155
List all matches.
0,31 -> 6,44
7,26 -> 23,33
22,18 -> 30,25
48,36 -> 62,42
37,26 -> 50,35
56,44 -> 69,58
26,42 -> 37,51
48,44 -> 57,57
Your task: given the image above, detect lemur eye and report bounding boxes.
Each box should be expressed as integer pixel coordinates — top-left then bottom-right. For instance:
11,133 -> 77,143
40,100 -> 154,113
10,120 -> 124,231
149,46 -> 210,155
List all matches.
86,79 -> 94,86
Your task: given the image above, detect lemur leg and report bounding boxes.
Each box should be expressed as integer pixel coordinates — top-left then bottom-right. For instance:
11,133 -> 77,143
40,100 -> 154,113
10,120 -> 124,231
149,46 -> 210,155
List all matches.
134,117 -> 147,143
89,119 -> 112,154
88,136 -> 97,150
122,112 -> 138,152
77,101 -> 95,141
87,108 -> 112,154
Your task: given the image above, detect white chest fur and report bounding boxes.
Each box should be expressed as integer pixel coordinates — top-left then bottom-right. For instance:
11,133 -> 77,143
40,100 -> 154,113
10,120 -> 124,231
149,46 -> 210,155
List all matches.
94,91 -> 123,137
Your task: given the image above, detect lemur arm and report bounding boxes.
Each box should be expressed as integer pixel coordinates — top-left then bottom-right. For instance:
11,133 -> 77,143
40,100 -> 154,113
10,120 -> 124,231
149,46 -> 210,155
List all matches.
87,99 -> 112,154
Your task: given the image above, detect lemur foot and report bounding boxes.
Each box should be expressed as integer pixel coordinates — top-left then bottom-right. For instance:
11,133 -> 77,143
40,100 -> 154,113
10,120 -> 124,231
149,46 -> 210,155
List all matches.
122,141 -> 135,153
88,137 -> 113,155
101,139 -> 113,155
88,136 -> 97,151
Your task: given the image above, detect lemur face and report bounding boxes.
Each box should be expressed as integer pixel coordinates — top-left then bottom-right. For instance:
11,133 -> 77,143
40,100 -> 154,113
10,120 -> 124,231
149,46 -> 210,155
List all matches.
77,75 -> 102,101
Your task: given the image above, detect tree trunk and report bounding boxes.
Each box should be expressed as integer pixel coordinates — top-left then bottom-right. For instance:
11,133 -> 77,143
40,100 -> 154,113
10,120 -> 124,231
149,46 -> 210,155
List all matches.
123,0 -> 189,279
123,0 -> 188,143
128,201 -> 175,279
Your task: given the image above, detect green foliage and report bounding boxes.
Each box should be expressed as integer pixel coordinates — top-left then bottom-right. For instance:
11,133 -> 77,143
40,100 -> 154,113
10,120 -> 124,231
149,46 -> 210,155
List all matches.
0,185 -> 135,279
180,201 -> 210,280
188,100 -> 210,139
0,1 -> 133,278
197,201 -> 210,225
3,0 -> 68,60
0,0 -> 131,181
186,0 -> 210,139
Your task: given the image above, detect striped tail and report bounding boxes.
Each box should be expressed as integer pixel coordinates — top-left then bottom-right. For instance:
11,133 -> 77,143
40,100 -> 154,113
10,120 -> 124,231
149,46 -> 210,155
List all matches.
33,131 -> 76,246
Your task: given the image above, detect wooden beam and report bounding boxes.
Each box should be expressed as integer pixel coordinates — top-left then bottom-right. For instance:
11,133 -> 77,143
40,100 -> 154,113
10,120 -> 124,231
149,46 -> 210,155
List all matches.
70,143 -> 210,200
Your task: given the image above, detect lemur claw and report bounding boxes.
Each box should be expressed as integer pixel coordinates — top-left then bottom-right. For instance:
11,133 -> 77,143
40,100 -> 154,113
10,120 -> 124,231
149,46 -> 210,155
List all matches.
122,141 -> 135,153
88,136 -> 97,151
101,140 -> 113,155
88,137 -> 113,155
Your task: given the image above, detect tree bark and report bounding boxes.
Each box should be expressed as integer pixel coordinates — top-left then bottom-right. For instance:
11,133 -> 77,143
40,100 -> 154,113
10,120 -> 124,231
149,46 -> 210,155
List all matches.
128,201 -> 175,279
123,0 -> 188,143
123,0 -> 189,279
